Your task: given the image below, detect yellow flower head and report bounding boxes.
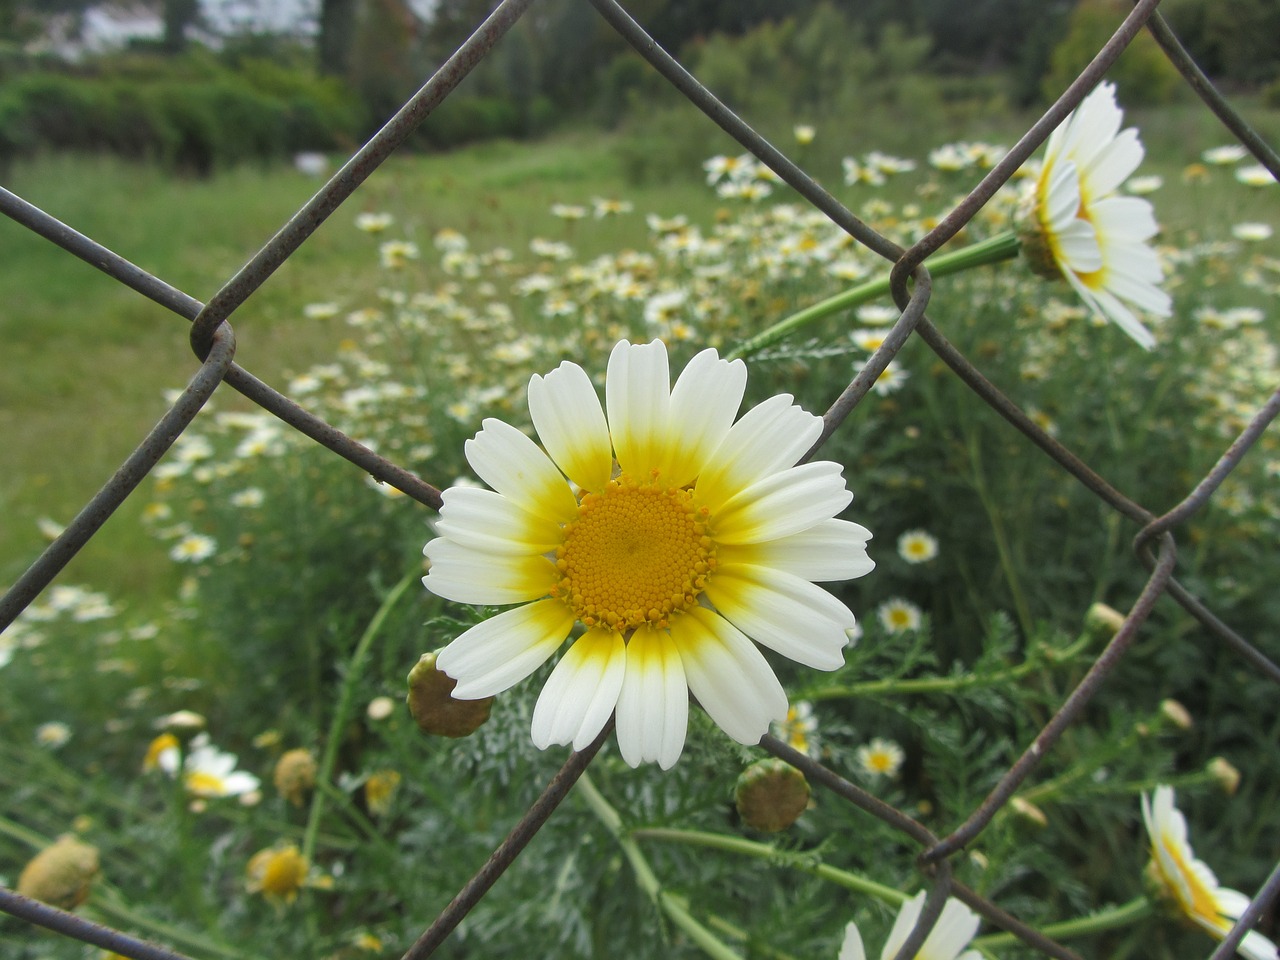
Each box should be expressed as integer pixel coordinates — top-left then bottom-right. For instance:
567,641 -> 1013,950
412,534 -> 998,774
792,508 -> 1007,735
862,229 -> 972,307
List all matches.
246,845 -> 310,905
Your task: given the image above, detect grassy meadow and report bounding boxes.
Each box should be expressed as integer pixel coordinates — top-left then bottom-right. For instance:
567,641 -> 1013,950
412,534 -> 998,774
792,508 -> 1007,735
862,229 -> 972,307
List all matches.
1,86 -> 1279,960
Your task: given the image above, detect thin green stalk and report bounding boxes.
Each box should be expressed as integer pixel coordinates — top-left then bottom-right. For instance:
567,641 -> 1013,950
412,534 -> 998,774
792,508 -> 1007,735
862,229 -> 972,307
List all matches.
965,426 -> 1035,638
631,827 -> 907,907
729,232 -> 1022,359
87,894 -> 250,960
801,631 -> 1093,702
301,569 -> 416,866
577,774 -> 745,960
973,896 -> 1152,948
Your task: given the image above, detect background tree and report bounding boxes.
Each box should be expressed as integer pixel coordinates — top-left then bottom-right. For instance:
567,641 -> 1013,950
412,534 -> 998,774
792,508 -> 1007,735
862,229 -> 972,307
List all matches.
319,0 -> 359,77
162,0 -> 200,53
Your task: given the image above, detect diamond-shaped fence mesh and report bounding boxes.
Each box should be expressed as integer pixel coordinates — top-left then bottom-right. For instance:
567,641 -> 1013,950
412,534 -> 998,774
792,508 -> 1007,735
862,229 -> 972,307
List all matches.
1,1 -> 1278,958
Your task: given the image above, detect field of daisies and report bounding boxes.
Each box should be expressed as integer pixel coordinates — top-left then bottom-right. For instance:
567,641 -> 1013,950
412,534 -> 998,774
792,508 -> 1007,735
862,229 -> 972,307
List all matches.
2,82 -> 1278,960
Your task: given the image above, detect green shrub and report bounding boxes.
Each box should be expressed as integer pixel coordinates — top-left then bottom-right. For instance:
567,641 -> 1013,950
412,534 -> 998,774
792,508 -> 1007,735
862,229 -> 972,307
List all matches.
1042,0 -> 1184,105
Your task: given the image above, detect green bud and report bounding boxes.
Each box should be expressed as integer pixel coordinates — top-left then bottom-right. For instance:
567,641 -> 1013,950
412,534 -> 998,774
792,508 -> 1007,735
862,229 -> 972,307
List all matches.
407,651 -> 493,738
734,759 -> 810,833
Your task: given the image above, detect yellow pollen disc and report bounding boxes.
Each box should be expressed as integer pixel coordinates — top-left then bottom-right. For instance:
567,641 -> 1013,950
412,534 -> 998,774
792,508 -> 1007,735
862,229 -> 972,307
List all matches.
552,474 -> 716,632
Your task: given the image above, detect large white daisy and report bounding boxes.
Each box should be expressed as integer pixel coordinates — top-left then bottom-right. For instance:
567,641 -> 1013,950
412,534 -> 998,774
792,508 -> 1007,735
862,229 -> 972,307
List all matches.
839,892 -> 981,960
423,339 -> 874,768
1142,785 -> 1278,960
1025,81 -> 1171,349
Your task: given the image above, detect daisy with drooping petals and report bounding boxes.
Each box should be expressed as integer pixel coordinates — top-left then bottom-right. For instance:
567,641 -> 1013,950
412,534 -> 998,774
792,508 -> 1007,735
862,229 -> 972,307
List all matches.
1022,82 -> 1171,349
1142,786 -> 1278,960
424,340 -> 874,769
839,892 -> 981,960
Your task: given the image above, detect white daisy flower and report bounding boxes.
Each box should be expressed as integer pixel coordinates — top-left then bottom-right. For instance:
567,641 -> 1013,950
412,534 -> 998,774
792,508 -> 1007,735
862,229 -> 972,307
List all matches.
182,743 -> 261,799
897,530 -> 939,564
1231,223 -> 1273,241
1023,82 -> 1171,349
1202,145 -> 1248,165
1234,165 -> 1276,187
169,534 -> 217,564
877,598 -> 922,634
856,737 -> 904,779
840,892 -> 981,960
1142,786 -> 1278,960
423,340 -> 874,769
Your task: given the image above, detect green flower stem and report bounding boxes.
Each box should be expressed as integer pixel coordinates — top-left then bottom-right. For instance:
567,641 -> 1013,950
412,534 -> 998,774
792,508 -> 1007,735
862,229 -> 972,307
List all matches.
577,774 -> 746,960
800,631 -> 1094,703
631,827 -> 907,906
965,426 -> 1035,638
301,569 -> 417,867
729,231 -> 1022,359
0,812 -> 50,849
973,896 -> 1153,949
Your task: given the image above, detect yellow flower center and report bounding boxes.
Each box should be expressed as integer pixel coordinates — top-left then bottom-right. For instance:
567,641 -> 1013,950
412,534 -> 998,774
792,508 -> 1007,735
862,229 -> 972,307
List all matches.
186,771 -> 228,796
552,474 -> 716,632
1159,834 -> 1225,926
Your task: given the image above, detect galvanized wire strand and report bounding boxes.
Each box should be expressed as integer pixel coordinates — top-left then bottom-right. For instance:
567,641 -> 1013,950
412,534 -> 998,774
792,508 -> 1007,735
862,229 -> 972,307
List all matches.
0,887 -> 195,960
0,325 -> 236,631
1207,859 -> 1280,960
1144,10 -> 1280,181
584,0 -> 899,264
400,722 -> 612,960
188,0 -> 541,360
923,533 -> 1179,863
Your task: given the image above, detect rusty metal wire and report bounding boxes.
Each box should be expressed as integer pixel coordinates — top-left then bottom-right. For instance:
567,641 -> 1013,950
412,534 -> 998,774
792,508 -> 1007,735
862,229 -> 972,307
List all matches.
1,0 -> 1278,958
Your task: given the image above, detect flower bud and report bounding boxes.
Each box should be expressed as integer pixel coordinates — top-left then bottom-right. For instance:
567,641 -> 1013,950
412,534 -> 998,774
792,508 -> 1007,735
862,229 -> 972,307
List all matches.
407,651 -> 493,738
17,835 -> 100,909
155,710 -> 207,736
1159,699 -> 1193,731
246,844 -> 309,905
1207,756 -> 1241,796
734,759 -> 810,833
273,749 -> 318,807
1084,602 -> 1127,639
1009,795 -> 1048,828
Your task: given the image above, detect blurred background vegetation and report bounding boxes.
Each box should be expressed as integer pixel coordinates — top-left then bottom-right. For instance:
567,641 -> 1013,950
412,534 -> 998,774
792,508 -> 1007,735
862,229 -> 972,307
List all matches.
1,0 -> 1279,175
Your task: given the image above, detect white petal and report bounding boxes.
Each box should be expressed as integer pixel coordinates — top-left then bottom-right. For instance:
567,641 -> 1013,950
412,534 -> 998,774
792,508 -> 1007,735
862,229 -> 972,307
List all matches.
528,360 -> 614,494
694,394 -> 822,513
435,598 -> 574,698
1052,217 -> 1102,274
673,606 -> 787,746
925,898 -> 981,960
714,460 -> 852,545
1239,929 -> 1280,960
606,339 -> 670,477
838,922 -> 868,960
1063,272 -> 1156,349
883,892 -> 926,960
658,347 -> 747,488
615,624 -> 688,769
464,418 -> 578,523
703,563 -> 853,670
1082,127 -> 1143,199
423,539 -> 556,605
531,627 -> 626,751
1091,195 -> 1159,242
721,519 -> 875,581
434,486 -> 564,555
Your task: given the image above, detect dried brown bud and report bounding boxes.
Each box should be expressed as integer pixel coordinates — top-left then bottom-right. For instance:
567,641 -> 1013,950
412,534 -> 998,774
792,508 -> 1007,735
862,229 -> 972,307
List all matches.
273,749 -> 318,807
1207,757 -> 1241,796
407,651 -> 493,738
17,835 -> 100,910
734,759 -> 810,833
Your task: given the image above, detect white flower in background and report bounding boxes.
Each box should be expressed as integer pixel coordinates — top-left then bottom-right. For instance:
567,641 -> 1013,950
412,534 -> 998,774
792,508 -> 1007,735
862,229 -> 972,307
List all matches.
856,737 -> 905,779
794,124 -> 816,145
1142,786 -> 1278,960
1127,175 -> 1164,194
592,197 -> 633,218
1023,82 -> 1171,349
423,340 -> 874,768
772,701 -> 819,756
1202,145 -> 1248,165
877,598 -> 922,634
840,892 -> 981,960
551,203 -> 587,221
378,240 -> 419,269
1234,165 -> 1276,187
182,742 -> 261,799
1231,223 -> 1272,241
170,534 -> 216,564
843,157 -> 886,187
35,722 -> 72,749
354,211 -> 393,234
230,488 -> 265,508
855,304 -> 901,326
897,530 -> 939,564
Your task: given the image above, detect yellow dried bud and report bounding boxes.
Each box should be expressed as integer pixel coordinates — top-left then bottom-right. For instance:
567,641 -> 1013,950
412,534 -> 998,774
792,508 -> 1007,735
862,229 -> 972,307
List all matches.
273,749 -> 318,807
734,759 -> 810,833
246,844 -> 309,905
17,835 -> 100,910
364,769 -> 401,817
1207,757 -> 1241,796
1159,699 -> 1193,731
1009,796 -> 1048,828
407,651 -> 493,738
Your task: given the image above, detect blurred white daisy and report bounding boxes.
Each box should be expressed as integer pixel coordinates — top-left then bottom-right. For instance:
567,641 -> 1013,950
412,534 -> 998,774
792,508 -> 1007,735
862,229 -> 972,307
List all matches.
182,742 -> 261,799
1142,785 -> 1278,960
840,891 -> 980,960
1231,223 -> 1273,241
877,598 -> 922,634
170,534 -> 217,564
1023,82 -> 1171,349
897,530 -> 939,564
424,340 -> 874,768
1202,145 -> 1248,165
1235,165 -> 1276,187
856,737 -> 904,779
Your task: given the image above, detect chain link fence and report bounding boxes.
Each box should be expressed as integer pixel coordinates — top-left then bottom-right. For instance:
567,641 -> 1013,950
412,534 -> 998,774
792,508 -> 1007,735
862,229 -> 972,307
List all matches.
1,1 -> 1278,957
